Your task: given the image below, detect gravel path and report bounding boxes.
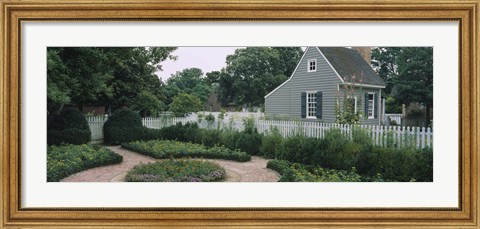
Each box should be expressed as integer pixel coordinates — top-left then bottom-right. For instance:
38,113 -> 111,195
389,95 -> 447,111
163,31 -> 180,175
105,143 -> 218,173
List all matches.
61,146 -> 280,182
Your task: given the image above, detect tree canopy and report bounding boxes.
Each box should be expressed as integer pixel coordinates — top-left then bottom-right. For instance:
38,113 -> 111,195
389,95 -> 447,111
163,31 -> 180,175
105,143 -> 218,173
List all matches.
214,47 -> 303,107
47,47 -> 176,114
162,68 -> 212,106
371,47 -> 433,126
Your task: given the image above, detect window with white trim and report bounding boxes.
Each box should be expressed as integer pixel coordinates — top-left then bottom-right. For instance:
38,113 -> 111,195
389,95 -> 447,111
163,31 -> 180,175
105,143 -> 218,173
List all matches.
368,93 -> 375,119
306,92 -> 317,118
307,59 -> 317,72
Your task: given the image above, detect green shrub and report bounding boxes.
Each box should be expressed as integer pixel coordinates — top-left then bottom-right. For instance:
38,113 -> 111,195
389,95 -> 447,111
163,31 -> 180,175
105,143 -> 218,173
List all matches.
169,93 -> 202,117
60,128 -> 92,145
354,146 -> 432,182
315,128 -> 351,169
266,160 -> 380,182
230,118 -> 263,155
351,126 -> 373,146
47,108 -> 91,146
126,159 -> 225,182
122,140 -> 251,162
103,108 -> 162,145
234,131 -> 262,156
219,130 -> 238,150
260,127 -> 283,158
205,113 -> 215,122
199,129 -> 222,147
47,144 -> 122,182
280,135 -> 320,164
159,122 -> 201,143
413,147 -> 433,181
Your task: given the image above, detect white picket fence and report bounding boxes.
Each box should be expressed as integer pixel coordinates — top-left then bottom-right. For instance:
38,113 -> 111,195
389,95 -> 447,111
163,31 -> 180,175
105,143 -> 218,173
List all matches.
87,116 -> 108,141
88,116 -> 433,149
385,113 -> 403,125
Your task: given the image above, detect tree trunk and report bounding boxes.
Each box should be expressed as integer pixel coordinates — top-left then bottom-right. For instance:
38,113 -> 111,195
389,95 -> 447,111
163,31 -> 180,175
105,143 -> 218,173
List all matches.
425,105 -> 431,127
78,103 -> 84,112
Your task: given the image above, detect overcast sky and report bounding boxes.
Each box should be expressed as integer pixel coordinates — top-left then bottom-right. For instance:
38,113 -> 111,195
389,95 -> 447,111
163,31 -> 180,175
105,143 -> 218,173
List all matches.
156,47 -> 240,82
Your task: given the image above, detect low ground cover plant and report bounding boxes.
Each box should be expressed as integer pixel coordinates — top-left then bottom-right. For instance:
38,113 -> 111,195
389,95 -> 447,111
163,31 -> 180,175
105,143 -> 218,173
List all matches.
47,144 -> 122,182
126,159 -> 225,182
122,140 -> 251,162
267,160 -> 384,182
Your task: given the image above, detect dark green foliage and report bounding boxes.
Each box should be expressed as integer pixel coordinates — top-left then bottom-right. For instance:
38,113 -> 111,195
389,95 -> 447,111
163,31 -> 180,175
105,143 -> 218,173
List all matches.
260,128 -> 283,158
232,118 -> 263,155
354,146 -> 433,182
59,128 -> 92,145
351,127 -> 373,146
122,140 -> 251,162
233,130 -> 262,156
313,129 -> 349,169
279,135 -> 298,162
199,129 -> 222,147
104,108 -> 142,129
47,144 -> 122,182
219,130 -> 238,150
205,113 -> 215,122
103,108 -> 163,145
267,160 -> 382,182
269,128 -> 433,182
413,147 -> 433,181
159,122 -> 201,143
47,108 -> 91,145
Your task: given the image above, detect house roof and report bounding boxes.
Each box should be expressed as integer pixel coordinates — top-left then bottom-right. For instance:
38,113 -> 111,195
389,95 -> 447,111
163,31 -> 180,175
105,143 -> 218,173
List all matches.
318,47 -> 386,87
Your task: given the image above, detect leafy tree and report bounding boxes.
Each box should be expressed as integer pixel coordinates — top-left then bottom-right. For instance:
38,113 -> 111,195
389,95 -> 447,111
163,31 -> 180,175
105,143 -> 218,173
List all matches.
223,47 -> 302,106
213,70 -> 236,106
163,68 -> 212,106
371,47 -> 402,95
47,49 -> 71,114
130,90 -> 165,117
104,47 -> 176,109
169,93 -> 202,117
273,47 -> 304,76
47,47 -> 177,114
47,47 -> 114,113
394,47 -> 433,127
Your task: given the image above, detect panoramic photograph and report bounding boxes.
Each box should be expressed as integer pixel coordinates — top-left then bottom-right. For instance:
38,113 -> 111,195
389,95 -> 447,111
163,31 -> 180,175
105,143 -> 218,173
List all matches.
47,46 -> 433,182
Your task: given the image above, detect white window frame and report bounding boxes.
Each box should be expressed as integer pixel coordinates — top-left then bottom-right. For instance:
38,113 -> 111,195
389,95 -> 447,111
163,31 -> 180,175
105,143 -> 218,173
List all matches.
367,93 -> 375,119
305,91 -> 317,119
307,59 -> 317,72
346,96 -> 358,113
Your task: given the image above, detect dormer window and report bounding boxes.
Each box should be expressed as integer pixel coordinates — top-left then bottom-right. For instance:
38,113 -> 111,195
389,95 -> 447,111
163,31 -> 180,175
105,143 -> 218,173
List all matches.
307,59 -> 317,72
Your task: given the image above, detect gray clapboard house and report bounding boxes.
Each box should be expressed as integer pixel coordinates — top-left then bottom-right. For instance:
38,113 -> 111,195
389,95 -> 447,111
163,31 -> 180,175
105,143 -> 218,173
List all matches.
264,47 -> 386,125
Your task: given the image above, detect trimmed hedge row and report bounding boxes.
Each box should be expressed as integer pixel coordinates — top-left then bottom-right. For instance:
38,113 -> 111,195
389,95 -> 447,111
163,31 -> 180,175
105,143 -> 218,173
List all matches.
126,159 -> 225,182
159,122 -> 262,156
101,109 -> 432,182
122,140 -> 251,162
266,160 -> 384,182
47,108 -> 91,145
47,144 -> 122,182
155,123 -> 432,181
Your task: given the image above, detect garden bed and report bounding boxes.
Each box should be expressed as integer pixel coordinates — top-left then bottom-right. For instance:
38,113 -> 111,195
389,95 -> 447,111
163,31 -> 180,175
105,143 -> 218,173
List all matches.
121,140 -> 251,162
126,159 -> 225,182
47,144 -> 123,182
267,160 -> 385,182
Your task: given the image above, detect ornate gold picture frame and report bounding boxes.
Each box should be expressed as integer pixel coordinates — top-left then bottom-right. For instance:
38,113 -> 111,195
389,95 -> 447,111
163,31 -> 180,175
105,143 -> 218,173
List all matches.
1,0 -> 478,227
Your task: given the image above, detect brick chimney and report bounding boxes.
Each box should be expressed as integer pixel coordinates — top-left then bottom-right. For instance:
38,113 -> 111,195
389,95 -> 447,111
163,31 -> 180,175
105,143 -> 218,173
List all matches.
352,47 -> 371,65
